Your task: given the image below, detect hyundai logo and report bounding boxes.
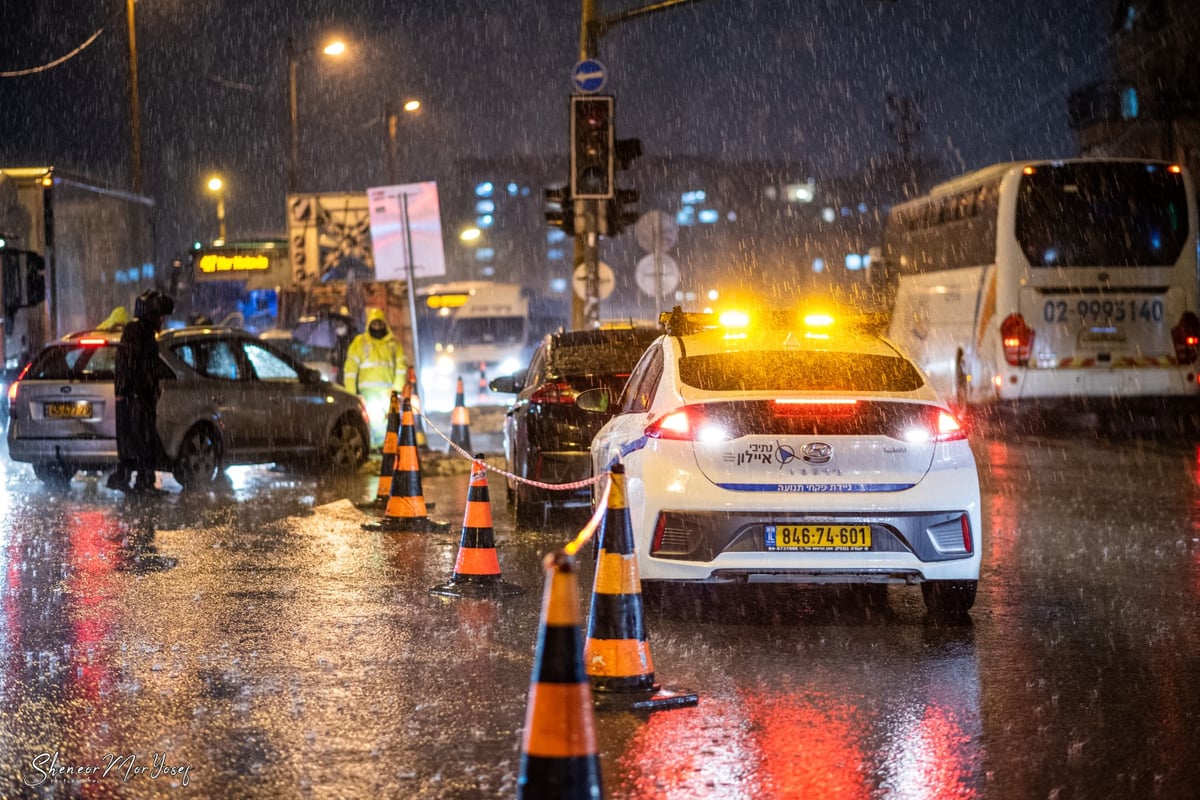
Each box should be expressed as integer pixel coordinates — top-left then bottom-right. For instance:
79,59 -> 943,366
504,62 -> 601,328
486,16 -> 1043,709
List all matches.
801,441 -> 833,464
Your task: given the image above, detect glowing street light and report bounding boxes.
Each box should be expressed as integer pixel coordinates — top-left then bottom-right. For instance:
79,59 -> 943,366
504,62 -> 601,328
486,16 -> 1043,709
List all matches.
206,175 -> 226,243
286,36 -> 347,194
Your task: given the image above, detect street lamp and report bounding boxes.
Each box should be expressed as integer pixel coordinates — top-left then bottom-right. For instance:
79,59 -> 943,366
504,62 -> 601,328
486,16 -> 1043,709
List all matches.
206,176 -> 226,244
286,36 -> 347,195
385,98 -> 423,185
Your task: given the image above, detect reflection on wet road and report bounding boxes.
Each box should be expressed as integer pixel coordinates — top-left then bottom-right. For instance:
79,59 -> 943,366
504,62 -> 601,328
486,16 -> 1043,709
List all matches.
1,421 -> 1198,798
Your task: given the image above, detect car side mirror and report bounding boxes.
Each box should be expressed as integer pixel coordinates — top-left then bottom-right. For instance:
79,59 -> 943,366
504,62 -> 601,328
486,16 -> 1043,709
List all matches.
575,387 -> 611,413
489,374 -> 521,394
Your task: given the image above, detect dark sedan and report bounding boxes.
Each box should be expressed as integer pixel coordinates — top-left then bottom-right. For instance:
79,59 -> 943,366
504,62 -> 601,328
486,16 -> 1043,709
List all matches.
489,325 -> 659,525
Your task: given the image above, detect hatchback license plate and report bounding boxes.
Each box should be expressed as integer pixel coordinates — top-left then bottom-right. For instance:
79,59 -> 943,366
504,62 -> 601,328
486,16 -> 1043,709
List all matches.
765,524 -> 871,550
46,401 -> 92,419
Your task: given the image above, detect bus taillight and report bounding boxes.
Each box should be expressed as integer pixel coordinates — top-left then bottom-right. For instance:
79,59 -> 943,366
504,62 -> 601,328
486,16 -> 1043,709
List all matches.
1171,311 -> 1200,364
1000,313 -> 1034,366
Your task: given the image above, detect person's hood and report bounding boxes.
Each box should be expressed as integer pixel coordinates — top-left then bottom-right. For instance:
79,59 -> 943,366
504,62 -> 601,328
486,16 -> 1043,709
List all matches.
366,308 -> 391,332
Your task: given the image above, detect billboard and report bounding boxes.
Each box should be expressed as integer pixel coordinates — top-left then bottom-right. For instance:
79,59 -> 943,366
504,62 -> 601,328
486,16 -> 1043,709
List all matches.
286,193 -> 375,285
366,182 -> 447,281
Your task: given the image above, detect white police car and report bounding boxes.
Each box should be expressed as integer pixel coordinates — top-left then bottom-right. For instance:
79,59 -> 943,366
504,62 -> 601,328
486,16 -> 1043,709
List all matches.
583,307 -> 983,614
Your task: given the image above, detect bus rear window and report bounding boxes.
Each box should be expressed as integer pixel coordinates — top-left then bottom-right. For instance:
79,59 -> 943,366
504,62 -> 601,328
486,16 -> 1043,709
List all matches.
678,351 -> 925,393
1016,163 -> 1188,267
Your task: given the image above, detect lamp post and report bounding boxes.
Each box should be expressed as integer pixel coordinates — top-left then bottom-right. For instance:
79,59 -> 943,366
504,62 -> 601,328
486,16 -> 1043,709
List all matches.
384,98 -> 422,185
286,36 -> 347,195
206,176 -> 226,243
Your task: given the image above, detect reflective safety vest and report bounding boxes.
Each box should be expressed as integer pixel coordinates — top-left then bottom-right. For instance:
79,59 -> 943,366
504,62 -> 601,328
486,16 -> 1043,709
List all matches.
343,333 -> 408,394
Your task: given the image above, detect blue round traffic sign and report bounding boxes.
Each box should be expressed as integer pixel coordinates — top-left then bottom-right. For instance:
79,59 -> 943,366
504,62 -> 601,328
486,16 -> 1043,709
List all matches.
571,59 -> 607,94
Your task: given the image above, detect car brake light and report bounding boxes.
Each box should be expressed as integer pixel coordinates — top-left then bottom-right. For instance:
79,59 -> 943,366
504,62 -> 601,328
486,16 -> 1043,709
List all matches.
1171,311 -> 1200,364
644,406 -> 730,442
934,409 -> 967,442
1000,313 -> 1034,366
7,361 -> 30,414
901,407 -> 967,444
961,514 -> 973,553
529,381 -> 577,404
78,337 -> 107,346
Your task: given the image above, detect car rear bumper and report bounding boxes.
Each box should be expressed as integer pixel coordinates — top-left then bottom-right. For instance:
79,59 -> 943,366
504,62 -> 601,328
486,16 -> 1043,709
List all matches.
628,458 -> 982,584
6,436 -> 119,468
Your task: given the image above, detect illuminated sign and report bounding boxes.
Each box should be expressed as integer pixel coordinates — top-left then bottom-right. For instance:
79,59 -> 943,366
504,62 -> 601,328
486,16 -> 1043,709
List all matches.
198,253 -> 270,274
425,293 -> 471,310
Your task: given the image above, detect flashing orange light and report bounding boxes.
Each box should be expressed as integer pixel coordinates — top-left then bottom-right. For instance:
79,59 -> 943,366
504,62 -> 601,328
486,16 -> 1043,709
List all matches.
1169,164 -> 1183,174
803,313 -> 835,328
718,310 -> 750,328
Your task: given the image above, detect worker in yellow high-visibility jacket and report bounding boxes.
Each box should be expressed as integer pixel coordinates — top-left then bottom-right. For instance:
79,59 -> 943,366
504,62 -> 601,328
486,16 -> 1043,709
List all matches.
343,308 -> 408,447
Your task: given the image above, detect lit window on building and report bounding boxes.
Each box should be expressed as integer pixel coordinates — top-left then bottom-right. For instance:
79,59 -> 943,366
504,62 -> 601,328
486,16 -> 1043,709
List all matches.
727,211 -> 737,222
476,215 -> 494,228
785,182 -> 815,203
1120,87 -> 1139,120
521,186 -> 530,197
681,190 -> 706,205
841,206 -> 851,217
476,248 -> 495,261
547,229 -> 566,244
676,207 -> 696,226
480,265 -> 495,277
547,248 -> 565,260
476,200 -> 495,214
857,203 -> 868,214
550,277 -> 568,293
821,207 -> 836,223
507,182 -> 519,195
475,182 -> 494,197
845,253 -> 863,271
698,209 -> 719,224
141,263 -> 155,278
812,258 -> 825,273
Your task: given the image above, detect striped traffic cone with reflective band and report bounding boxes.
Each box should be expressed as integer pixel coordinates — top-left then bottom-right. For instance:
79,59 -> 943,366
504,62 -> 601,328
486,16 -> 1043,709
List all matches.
477,362 -> 489,405
362,394 -> 449,533
374,390 -> 402,503
430,455 -> 522,597
448,376 -> 472,453
517,551 -> 603,799
407,365 -> 429,450
584,463 -> 698,713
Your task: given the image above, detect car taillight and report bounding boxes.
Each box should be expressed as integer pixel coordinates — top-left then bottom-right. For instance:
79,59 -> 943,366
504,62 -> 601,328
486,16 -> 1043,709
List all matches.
7,362 -> 30,416
529,381 -> 577,404
1000,313 -> 1034,366
901,407 -> 968,444
1171,311 -> 1200,364
78,337 -> 107,346
644,406 -> 731,442
961,514 -> 973,554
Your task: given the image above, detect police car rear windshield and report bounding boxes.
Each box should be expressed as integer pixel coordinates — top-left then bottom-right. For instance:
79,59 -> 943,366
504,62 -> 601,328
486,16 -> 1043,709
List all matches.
678,351 -> 925,393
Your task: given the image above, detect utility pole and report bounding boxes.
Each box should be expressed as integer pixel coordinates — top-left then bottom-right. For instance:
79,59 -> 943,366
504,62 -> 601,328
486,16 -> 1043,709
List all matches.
126,0 -> 143,194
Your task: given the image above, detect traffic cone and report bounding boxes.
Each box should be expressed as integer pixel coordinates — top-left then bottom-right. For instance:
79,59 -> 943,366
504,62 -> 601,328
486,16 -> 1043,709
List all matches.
517,550 -> 603,799
477,361 -> 489,405
448,376 -> 472,453
361,394 -> 450,533
429,455 -> 522,597
584,464 -> 698,713
407,365 -> 429,450
373,391 -> 402,504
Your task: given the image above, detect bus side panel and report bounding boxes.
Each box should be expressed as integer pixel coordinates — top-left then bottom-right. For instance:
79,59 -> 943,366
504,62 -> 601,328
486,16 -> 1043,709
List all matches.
887,266 -> 986,405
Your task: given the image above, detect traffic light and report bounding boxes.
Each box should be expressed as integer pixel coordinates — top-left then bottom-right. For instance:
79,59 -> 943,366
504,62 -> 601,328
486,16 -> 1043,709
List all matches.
603,188 -> 640,237
570,95 -> 614,199
544,185 -> 576,233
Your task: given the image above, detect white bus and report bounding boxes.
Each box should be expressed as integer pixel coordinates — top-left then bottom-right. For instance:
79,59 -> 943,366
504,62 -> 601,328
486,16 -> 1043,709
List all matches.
880,158 -> 1200,415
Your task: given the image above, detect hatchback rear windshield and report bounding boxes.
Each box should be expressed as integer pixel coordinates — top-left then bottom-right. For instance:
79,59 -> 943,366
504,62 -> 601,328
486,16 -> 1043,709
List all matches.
27,344 -> 119,381
678,350 -> 925,393
551,338 -> 656,376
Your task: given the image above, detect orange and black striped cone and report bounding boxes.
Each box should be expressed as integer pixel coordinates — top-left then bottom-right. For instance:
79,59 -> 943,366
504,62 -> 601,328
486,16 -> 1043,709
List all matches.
372,390 -> 402,504
430,455 -> 522,597
406,365 -> 429,450
477,362 -> 489,405
517,550 -> 603,799
362,395 -> 449,533
584,464 -> 698,713
448,376 -> 472,453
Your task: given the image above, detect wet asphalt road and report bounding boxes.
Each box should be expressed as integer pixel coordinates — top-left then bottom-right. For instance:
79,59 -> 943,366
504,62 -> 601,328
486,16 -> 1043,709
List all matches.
1,409 -> 1199,799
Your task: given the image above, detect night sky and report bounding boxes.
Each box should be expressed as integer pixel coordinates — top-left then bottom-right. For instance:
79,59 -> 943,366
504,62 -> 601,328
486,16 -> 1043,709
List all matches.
0,0 -> 1108,261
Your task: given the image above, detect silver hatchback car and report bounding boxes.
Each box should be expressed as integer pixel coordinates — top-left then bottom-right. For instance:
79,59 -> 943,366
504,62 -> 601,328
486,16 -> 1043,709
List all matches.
6,326 -> 370,487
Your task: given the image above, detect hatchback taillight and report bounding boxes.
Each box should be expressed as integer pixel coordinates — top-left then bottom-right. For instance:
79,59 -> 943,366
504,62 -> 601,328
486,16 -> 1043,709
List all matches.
644,406 -> 732,442
901,407 -> 968,444
1000,313 -> 1034,366
1171,311 -> 1200,364
529,381 -> 577,404
7,362 -> 30,417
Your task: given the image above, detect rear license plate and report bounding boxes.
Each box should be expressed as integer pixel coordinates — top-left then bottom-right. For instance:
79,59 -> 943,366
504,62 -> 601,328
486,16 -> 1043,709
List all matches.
765,524 -> 871,551
45,401 -> 93,419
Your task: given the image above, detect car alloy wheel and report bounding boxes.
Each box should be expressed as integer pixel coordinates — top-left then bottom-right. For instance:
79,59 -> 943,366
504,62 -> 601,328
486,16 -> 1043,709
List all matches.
325,417 -> 368,472
172,425 -> 220,488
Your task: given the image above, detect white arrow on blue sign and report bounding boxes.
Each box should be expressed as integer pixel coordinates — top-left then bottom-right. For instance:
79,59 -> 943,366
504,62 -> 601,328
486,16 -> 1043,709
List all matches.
571,59 -> 607,94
